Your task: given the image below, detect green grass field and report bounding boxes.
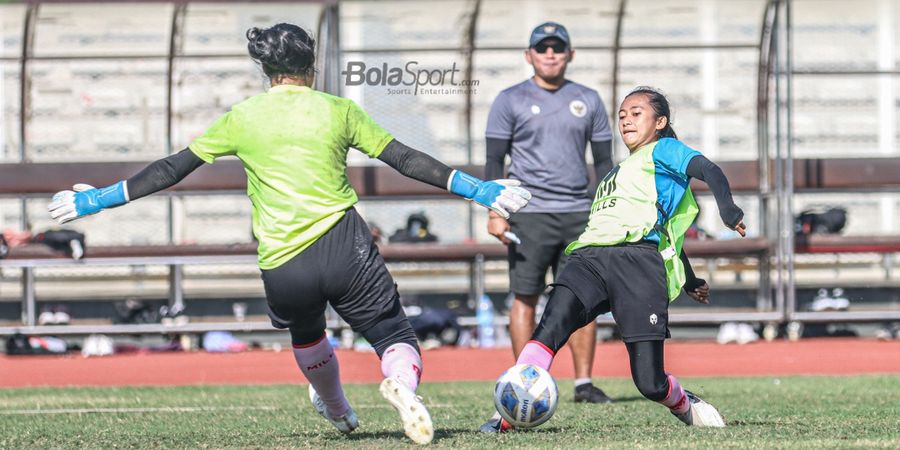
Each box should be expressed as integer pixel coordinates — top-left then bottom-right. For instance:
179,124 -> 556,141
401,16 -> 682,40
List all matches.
2,376 -> 898,449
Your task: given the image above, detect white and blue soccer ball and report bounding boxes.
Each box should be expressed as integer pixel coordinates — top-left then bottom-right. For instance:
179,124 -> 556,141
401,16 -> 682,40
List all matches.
493,364 -> 559,428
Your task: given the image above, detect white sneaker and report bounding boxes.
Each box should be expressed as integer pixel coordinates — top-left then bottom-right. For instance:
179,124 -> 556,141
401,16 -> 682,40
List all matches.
716,322 -> 738,344
53,311 -> 71,325
736,323 -> 759,345
38,311 -> 56,326
379,377 -> 433,444
308,385 -> 358,434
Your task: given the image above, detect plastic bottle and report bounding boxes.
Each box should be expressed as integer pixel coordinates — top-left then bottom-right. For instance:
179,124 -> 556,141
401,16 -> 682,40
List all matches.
476,294 -> 496,348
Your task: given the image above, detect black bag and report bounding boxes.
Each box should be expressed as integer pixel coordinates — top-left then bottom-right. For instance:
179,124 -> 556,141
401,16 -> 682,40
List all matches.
388,212 -> 439,243
5,332 -> 30,355
114,298 -> 160,325
795,207 -> 847,235
33,229 -> 85,259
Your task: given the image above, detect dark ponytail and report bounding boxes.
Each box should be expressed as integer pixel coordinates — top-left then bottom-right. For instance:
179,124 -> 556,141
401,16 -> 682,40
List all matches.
246,23 -> 316,78
626,86 -> 677,139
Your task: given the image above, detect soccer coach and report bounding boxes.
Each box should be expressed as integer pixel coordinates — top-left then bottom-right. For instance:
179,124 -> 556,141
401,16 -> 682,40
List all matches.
483,22 -> 615,430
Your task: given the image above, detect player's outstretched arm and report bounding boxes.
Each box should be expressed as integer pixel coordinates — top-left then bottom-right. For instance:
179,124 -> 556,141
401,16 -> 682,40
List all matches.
48,148 -> 205,224
377,139 -> 531,219
685,155 -> 746,237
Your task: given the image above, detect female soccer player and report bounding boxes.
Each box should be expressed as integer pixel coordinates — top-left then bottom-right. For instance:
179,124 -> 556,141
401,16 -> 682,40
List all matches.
497,86 -> 746,430
47,23 -> 531,445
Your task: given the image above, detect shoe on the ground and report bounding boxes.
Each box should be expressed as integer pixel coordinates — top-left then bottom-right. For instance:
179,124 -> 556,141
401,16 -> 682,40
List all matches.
717,322 -> 739,344
672,390 -> 726,427
574,383 -> 614,404
479,411 -> 513,433
308,384 -> 359,434
379,377 -> 433,444
736,323 -> 759,345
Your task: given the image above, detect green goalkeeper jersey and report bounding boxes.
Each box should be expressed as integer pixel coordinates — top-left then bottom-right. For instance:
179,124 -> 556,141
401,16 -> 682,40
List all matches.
189,84 -> 393,269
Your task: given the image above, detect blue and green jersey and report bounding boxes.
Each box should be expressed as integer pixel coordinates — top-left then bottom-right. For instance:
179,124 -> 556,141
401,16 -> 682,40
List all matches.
567,137 -> 701,299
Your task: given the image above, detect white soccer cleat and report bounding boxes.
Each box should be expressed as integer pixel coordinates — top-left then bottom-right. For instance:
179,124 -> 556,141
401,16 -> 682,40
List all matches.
308,384 -> 359,434
379,377 -> 434,444
672,390 -> 726,427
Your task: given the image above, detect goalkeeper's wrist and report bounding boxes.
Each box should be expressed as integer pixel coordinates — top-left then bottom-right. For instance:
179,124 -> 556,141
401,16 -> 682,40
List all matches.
447,170 -> 481,199
96,180 -> 130,209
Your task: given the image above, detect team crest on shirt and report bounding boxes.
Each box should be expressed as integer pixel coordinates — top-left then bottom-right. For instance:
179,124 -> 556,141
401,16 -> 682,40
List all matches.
531,104 -> 541,115
649,314 -> 658,325
569,100 -> 587,118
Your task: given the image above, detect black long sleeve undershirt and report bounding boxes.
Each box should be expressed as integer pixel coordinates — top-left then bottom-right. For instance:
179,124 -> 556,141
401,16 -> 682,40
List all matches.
680,249 -> 705,292
590,140 -> 613,183
127,141 -> 454,203
126,148 -> 205,201
485,138 -> 614,186
484,138 -> 510,181
376,139 -> 454,189
685,155 -> 744,228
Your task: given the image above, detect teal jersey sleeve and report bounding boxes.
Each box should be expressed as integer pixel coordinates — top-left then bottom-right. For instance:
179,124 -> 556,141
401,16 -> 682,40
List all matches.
188,110 -> 237,164
345,100 -> 394,158
652,137 -> 701,179
647,138 -> 702,243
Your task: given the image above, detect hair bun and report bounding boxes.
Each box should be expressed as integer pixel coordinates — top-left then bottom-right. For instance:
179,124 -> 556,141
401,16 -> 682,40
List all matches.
246,23 -> 316,78
246,27 -> 261,42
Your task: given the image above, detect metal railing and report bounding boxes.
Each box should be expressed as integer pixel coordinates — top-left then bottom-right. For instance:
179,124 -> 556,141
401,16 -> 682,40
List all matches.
1,0 -> 898,336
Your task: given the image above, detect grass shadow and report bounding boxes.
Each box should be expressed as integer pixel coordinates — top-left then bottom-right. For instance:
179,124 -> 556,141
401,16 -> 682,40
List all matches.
567,395 -> 645,404
293,427 -> 477,443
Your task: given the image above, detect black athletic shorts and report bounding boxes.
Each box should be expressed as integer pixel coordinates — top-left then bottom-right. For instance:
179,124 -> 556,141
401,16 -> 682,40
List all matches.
553,242 -> 671,342
260,208 -> 403,337
507,212 -> 589,296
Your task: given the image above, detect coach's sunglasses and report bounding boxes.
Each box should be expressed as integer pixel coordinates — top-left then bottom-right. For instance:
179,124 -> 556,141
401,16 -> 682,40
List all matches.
532,41 -> 568,54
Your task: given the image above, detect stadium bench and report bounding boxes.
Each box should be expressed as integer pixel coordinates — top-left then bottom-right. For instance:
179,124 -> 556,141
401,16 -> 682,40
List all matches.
0,242 -> 511,335
0,237 -> 773,336
3,156 -> 900,335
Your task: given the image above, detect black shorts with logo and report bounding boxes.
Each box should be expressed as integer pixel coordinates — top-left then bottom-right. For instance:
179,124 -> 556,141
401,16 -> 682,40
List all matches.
261,208 -> 406,343
507,212 -> 590,296
552,242 -> 671,342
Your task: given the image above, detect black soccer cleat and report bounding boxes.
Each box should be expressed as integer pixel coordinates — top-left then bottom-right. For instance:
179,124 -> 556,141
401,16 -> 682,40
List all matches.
573,383 -> 614,404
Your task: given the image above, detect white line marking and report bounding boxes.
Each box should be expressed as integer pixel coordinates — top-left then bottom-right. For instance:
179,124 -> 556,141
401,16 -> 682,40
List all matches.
0,406 -> 277,415
0,404 -> 457,415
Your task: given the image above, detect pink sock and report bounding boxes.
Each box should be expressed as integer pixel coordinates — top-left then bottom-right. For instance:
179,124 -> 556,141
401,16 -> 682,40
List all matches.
381,343 -> 423,392
515,340 -> 555,371
293,335 -> 350,417
660,374 -> 690,414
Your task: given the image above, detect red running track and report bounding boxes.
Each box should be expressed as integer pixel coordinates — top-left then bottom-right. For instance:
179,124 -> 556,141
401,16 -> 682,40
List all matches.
1,339 -> 898,388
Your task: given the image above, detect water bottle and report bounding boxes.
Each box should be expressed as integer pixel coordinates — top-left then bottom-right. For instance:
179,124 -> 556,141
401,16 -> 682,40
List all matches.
476,294 -> 496,348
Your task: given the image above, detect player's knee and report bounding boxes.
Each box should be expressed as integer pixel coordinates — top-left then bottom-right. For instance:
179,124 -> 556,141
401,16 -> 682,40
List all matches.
360,297 -> 419,358
289,328 -> 326,347
632,373 -> 668,401
513,293 -> 541,308
370,326 -> 418,357
531,285 -> 587,352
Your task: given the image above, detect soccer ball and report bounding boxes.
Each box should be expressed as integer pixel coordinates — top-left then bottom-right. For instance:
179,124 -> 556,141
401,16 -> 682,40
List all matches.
493,364 -> 559,428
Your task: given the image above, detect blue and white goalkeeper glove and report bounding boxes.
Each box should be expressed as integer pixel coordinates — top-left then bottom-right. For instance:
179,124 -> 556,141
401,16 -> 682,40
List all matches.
448,170 -> 531,219
48,181 -> 129,224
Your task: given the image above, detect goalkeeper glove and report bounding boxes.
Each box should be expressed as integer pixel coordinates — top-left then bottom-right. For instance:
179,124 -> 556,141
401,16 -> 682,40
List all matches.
48,181 -> 129,224
448,170 -> 531,219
